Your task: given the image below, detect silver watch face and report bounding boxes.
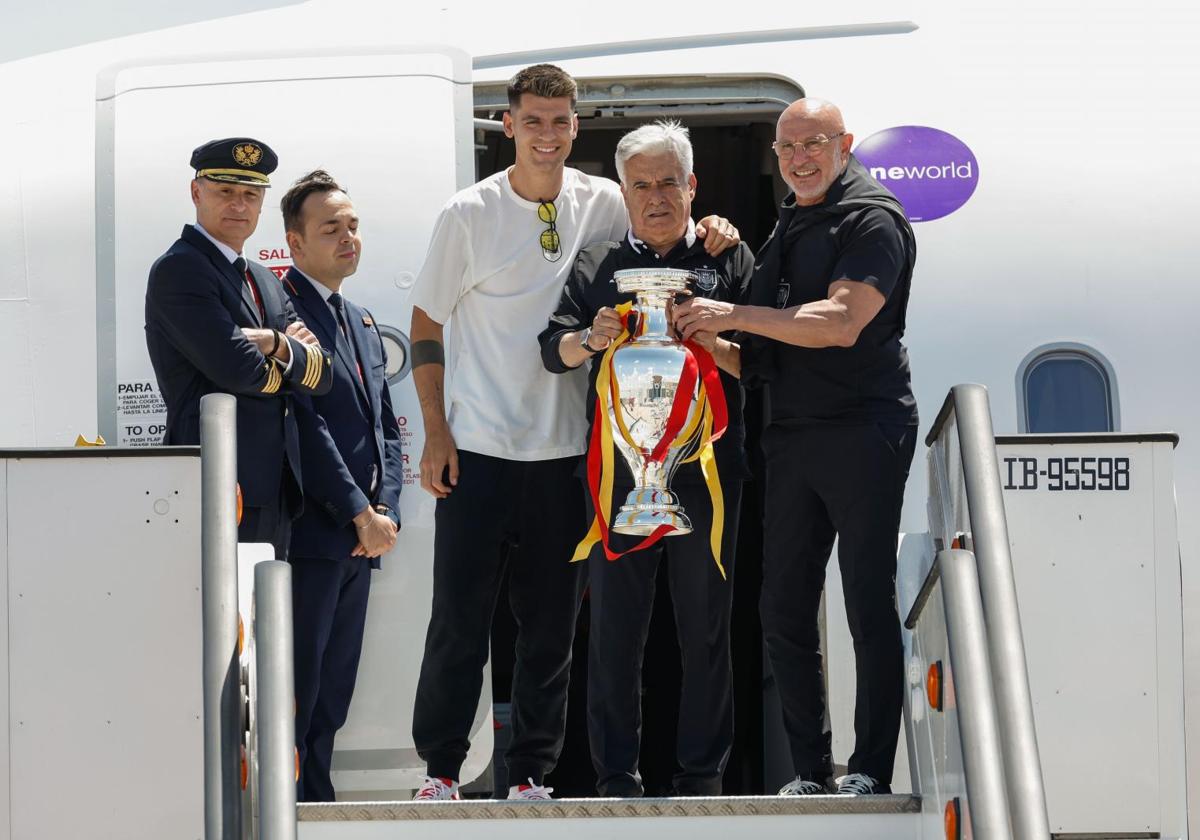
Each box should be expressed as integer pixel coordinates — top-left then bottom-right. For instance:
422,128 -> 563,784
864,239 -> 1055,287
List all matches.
580,327 -> 593,350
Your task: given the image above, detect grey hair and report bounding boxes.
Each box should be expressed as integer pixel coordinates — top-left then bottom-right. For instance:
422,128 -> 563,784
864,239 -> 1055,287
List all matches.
614,120 -> 693,184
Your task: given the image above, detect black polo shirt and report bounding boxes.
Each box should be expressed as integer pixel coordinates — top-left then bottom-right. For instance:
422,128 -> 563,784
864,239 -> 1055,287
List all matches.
539,231 -> 755,484
744,157 -> 918,427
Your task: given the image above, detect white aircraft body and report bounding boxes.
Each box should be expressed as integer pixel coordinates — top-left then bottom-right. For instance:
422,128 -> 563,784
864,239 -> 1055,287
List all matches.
1,1 -> 1198,837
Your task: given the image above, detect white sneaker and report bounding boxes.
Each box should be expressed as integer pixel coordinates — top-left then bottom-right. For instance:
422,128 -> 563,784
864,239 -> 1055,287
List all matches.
508,778 -> 554,800
413,776 -> 461,800
778,776 -> 826,795
835,773 -> 887,795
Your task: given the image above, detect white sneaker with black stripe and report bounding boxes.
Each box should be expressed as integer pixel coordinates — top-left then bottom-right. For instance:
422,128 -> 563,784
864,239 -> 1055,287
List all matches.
778,776 -> 826,795
835,773 -> 889,795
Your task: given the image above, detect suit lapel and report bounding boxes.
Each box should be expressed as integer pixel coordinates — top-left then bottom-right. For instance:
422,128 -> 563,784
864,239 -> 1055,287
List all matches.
345,301 -> 379,416
284,269 -> 335,347
286,269 -> 369,407
345,300 -> 386,473
254,266 -> 294,330
240,269 -> 263,327
339,314 -> 371,409
182,225 -> 261,326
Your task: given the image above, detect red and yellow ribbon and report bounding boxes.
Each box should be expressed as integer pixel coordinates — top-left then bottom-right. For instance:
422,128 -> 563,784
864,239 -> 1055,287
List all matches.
572,301 -> 730,577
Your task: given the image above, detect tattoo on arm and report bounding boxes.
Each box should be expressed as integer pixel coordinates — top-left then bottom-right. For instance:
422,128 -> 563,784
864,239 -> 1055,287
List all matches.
418,379 -> 445,416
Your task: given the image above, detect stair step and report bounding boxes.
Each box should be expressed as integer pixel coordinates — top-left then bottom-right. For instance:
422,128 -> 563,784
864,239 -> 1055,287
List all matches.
300,794 -> 920,821
297,795 -> 921,840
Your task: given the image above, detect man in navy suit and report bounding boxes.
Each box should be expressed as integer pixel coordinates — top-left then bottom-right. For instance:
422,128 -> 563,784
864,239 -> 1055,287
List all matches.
145,137 -> 333,559
280,170 -> 404,802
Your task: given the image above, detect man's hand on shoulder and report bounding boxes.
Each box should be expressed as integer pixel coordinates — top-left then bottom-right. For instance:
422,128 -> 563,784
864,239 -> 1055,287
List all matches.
695,215 -> 740,256
419,422 -> 459,499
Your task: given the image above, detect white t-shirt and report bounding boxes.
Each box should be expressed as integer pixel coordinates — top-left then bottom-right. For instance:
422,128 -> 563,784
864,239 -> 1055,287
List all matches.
410,166 -> 628,461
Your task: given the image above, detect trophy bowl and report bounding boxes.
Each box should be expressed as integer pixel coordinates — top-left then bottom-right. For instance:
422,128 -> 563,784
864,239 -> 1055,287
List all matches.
608,267 -> 703,536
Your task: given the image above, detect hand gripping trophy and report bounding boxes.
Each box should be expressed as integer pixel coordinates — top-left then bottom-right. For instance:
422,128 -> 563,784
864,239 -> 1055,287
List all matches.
573,267 -> 730,576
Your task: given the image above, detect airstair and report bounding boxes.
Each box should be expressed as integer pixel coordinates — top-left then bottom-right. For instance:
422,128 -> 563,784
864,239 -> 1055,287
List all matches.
0,384 -> 1184,839
233,385 -> 1054,840
296,794 -> 920,839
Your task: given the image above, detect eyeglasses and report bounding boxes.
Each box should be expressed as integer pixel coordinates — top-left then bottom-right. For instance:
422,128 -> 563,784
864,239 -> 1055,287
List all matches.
537,200 -> 561,262
771,132 -> 846,160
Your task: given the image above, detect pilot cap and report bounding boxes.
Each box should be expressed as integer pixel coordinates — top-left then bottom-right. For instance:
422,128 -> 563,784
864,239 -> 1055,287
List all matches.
190,137 -> 278,187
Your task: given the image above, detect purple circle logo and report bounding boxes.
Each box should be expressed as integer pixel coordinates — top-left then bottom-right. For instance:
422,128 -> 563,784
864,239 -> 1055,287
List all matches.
853,126 -> 978,222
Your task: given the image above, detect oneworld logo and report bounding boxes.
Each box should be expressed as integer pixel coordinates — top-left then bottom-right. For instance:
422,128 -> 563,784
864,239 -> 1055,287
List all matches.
853,126 -> 979,222
870,161 -> 975,182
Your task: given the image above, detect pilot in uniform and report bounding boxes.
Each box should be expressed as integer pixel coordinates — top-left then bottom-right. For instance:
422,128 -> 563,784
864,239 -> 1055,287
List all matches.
145,137 -> 332,558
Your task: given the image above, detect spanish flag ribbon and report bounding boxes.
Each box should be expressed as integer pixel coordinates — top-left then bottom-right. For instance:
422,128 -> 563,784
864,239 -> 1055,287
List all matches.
572,301 -> 730,577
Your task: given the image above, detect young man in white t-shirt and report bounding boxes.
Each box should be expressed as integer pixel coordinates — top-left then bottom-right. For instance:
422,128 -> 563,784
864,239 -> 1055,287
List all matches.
407,64 -> 739,801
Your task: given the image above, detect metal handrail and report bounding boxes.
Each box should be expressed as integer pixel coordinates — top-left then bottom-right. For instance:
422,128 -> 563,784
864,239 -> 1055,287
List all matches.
938,549 -> 1012,838
200,393 -> 242,839
930,384 -> 1051,840
255,561 -> 298,840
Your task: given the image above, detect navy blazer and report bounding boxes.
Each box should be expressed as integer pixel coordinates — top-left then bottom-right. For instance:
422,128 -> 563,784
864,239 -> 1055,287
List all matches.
284,268 -> 404,564
145,224 -> 333,508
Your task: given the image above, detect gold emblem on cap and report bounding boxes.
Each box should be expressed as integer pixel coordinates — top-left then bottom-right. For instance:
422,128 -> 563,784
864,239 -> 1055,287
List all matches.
233,143 -> 263,167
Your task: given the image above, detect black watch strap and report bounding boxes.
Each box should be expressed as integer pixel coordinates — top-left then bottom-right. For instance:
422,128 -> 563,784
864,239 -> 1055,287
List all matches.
579,327 -> 600,354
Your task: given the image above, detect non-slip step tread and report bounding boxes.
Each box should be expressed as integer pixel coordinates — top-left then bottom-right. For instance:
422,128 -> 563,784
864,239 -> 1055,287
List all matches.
298,794 -> 921,821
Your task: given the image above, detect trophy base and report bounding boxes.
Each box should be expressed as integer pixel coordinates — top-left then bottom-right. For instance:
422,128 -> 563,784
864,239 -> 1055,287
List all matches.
612,489 -> 692,536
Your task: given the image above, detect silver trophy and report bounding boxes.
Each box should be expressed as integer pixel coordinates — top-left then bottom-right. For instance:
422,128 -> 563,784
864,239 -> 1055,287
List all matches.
609,268 -> 704,536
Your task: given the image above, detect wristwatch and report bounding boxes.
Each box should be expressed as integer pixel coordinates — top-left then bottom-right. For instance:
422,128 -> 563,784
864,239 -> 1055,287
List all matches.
374,503 -> 400,528
579,327 -> 600,354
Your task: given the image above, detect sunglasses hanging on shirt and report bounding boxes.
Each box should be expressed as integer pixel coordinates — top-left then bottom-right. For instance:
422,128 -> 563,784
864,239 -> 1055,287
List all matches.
538,200 -> 561,262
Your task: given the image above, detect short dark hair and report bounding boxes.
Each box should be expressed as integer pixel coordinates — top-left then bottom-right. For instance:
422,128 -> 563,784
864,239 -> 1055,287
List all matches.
506,64 -> 577,111
280,169 -> 345,233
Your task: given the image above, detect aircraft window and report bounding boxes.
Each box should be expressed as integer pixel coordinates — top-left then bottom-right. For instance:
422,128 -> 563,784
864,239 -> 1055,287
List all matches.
376,326 -> 411,385
1020,346 -> 1117,433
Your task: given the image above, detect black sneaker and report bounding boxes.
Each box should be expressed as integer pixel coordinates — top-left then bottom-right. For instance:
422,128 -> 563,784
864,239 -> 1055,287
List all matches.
835,773 -> 891,795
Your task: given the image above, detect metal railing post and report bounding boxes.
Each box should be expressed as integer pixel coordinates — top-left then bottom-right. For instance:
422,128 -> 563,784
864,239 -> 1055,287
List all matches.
200,392 -> 242,839
952,384 -> 1051,839
255,561 -> 297,840
939,549 -> 1013,839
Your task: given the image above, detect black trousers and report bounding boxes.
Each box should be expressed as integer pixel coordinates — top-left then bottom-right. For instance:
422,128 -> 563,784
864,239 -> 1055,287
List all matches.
587,478 -> 741,797
291,554 -> 373,802
412,450 -> 588,784
760,422 -> 916,785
